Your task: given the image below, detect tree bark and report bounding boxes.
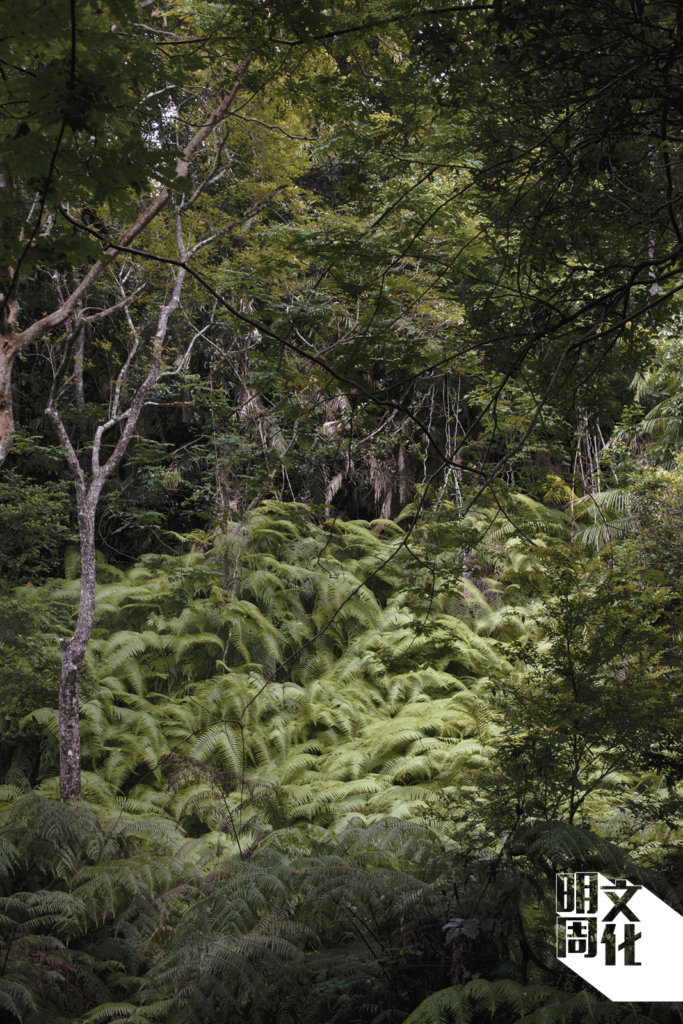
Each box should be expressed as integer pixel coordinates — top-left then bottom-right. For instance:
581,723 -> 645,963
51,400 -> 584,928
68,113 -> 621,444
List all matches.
72,315 -> 86,413
59,502 -> 98,801
0,335 -> 18,465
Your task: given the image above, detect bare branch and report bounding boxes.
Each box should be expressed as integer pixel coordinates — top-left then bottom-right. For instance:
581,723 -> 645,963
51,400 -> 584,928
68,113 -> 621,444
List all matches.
45,402 -> 85,496
111,303 -> 142,412
14,52 -> 252,352
81,284 -> 146,323
101,266 -> 186,479
158,321 -> 212,377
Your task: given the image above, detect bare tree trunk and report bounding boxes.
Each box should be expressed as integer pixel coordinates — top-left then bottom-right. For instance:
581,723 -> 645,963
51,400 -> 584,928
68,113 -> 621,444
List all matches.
73,320 -> 86,413
0,336 -> 18,464
49,264 -> 188,801
58,497 -> 98,801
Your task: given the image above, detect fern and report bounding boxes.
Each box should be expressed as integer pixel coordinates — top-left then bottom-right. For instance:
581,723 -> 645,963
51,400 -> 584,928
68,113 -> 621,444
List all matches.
0,793 -> 192,1023
402,980 -> 620,1024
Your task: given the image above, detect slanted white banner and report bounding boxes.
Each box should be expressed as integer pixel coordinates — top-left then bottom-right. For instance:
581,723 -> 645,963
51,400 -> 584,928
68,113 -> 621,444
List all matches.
556,872 -> 683,1002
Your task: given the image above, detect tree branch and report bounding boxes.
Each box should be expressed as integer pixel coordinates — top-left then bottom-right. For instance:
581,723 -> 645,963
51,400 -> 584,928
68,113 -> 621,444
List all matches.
12,52 -> 252,352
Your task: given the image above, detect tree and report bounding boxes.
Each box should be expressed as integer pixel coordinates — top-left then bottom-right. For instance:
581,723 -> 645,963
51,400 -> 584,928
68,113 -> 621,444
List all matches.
2,0 -> 438,800
46,256 -> 194,801
474,540 -> 679,837
0,0 -> 268,799
428,0 -> 683,407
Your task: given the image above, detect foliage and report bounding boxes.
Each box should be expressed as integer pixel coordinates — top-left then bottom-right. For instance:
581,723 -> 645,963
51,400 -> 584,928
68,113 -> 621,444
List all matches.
0,495 -> 679,1021
0,791 -> 186,1024
4,0 -> 683,1020
0,0 -> 197,278
0,470 -> 73,582
471,541 -> 678,835
0,585 -> 69,779
16,507 -> 504,840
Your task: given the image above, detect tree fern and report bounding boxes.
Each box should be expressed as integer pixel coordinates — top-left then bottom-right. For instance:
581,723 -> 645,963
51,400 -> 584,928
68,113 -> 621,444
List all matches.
401,979 -> 634,1024
0,793 -> 191,1023
16,502 -> 531,842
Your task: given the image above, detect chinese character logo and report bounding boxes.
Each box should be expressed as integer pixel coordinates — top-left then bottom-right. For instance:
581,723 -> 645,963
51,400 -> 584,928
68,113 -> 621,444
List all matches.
556,872 -> 683,1001
557,874 -> 641,966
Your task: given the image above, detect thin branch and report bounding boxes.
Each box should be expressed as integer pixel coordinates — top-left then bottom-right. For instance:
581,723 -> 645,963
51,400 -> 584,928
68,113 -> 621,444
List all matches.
45,402 -> 85,495
13,52 -> 252,351
81,284 -> 146,323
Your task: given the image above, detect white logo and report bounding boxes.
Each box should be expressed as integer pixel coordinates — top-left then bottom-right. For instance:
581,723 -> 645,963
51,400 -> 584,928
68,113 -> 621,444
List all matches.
556,872 -> 683,1001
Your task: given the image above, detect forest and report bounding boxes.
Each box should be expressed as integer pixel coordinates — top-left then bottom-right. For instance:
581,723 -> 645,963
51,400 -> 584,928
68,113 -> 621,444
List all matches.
2,0 -> 683,1020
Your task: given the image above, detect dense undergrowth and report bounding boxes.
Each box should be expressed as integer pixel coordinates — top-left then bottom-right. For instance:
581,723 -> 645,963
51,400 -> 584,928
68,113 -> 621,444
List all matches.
1,497 -> 683,1023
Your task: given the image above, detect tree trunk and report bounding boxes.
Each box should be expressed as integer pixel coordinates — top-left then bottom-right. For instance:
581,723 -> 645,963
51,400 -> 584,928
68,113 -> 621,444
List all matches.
0,336 -> 18,466
51,266 -> 187,800
73,320 -> 86,412
59,501 -> 98,801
